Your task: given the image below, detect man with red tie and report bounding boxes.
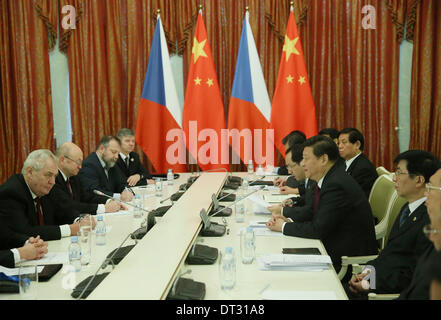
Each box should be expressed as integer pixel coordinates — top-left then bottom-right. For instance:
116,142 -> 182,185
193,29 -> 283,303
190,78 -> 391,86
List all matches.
266,135 -> 378,273
48,142 -> 125,214
0,149 -> 89,241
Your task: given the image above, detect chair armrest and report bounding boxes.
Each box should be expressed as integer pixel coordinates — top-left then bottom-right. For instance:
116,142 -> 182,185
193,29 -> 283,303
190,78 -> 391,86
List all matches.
342,255 -> 378,265
368,293 -> 399,300
337,255 -> 379,280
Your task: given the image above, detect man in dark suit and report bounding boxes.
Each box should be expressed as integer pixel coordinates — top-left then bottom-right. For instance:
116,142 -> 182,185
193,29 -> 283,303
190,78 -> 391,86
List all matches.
266,135 -> 378,273
338,128 -> 378,199
0,150 -> 86,241
0,221 -> 47,268
397,167 -> 441,299
78,135 -> 133,202
275,130 -> 306,180
48,142 -> 125,215
269,144 -> 316,219
347,150 -> 440,298
115,128 -> 153,187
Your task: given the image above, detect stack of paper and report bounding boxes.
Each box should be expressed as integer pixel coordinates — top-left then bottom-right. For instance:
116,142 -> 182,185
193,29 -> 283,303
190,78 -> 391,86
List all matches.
258,254 -> 332,271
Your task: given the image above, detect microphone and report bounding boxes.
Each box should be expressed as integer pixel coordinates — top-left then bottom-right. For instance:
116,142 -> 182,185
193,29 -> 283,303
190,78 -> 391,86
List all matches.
93,190 -> 156,240
216,175 -> 268,202
77,229 -> 138,299
93,190 -> 149,214
210,185 -> 265,218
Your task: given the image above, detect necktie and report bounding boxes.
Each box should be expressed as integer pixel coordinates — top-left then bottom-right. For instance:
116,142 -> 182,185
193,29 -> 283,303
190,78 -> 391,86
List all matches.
313,185 -> 320,216
126,157 -> 130,168
399,203 -> 411,227
34,197 -> 44,226
66,178 -> 73,198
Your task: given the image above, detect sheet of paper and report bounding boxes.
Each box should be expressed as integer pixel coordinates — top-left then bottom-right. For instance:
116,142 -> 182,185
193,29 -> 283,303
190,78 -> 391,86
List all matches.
249,220 -> 270,228
0,265 -> 44,276
252,228 -> 283,237
262,290 -> 337,300
19,252 -> 69,266
248,194 -> 270,208
263,194 -> 294,203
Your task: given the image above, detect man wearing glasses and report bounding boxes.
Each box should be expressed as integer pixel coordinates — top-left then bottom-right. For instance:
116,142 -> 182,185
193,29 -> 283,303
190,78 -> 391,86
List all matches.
347,150 -> 440,299
48,142 -> 126,215
398,167 -> 441,299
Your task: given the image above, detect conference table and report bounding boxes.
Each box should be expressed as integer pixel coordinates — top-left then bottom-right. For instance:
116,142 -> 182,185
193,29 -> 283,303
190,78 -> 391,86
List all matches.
3,172 -> 347,300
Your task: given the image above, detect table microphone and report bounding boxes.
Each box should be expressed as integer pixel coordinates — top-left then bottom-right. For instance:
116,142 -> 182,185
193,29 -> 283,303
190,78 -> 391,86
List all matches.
210,185 -> 265,218
93,190 -> 156,239
216,175 -> 268,202
76,229 -> 139,300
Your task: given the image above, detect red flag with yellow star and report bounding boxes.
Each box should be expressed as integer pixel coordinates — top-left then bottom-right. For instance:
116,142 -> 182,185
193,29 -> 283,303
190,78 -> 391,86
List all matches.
270,8 -> 318,158
182,11 -> 229,171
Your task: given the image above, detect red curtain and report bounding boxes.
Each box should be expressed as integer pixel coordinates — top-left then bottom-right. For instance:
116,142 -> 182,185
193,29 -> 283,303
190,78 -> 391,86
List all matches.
408,0 -> 441,159
0,0 -> 54,183
4,0 -> 433,179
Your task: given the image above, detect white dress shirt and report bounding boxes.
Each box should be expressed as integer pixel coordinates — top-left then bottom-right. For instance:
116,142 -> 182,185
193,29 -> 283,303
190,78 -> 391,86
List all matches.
345,152 -> 362,171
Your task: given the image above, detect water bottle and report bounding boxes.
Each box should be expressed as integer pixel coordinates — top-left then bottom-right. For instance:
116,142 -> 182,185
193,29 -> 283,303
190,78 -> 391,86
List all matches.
167,169 -> 174,186
242,176 -> 249,191
133,194 -> 143,218
256,164 -> 264,176
247,160 -> 254,174
241,227 -> 256,264
96,215 -> 106,246
155,178 -> 162,197
220,247 -> 236,290
68,236 -> 82,272
235,195 -> 245,223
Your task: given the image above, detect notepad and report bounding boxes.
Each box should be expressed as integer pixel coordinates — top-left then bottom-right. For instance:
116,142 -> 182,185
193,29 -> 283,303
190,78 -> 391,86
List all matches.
263,194 -> 294,203
257,254 -> 331,271
0,266 -> 44,276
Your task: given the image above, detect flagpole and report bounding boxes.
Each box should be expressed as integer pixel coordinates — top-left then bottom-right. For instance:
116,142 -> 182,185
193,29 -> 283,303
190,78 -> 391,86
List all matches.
290,1 -> 294,12
199,4 -> 203,15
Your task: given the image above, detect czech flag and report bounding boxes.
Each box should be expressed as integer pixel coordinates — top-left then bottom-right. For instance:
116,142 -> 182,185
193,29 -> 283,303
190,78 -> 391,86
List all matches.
136,15 -> 186,173
227,11 -> 273,167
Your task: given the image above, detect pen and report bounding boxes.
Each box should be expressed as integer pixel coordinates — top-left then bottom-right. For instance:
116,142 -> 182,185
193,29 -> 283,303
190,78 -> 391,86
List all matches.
259,283 -> 270,295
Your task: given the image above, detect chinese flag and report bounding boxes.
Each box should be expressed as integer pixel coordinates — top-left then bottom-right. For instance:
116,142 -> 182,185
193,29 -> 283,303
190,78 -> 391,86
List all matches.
182,11 -> 229,171
270,9 -> 318,158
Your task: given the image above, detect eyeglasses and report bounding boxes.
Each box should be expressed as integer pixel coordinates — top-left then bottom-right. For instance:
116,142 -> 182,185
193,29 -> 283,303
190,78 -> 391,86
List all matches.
393,169 -> 410,176
426,183 -> 441,192
64,155 -> 82,166
423,224 -> 441,238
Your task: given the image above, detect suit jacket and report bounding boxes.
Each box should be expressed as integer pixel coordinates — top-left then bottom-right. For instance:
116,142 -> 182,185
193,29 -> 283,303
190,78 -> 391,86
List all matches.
48,171 -> 108,214
78,152 -> 126,197
283,179 -> 317,222
283,163 -> 378,272
115,152 -> 152,187
397,245 -> 436,300
0,220 -> 28,268
0,174 -> 77,241
346,153 -> 378,199
285,175 -> 300,188
367,202 -> 432,293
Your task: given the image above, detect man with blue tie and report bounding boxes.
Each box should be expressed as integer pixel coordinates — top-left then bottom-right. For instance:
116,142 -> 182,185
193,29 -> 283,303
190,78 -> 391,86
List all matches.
347,150 -> 440,299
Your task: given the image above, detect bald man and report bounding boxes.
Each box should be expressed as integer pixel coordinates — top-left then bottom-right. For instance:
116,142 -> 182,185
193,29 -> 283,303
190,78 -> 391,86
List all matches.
48,142 -> 125,214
